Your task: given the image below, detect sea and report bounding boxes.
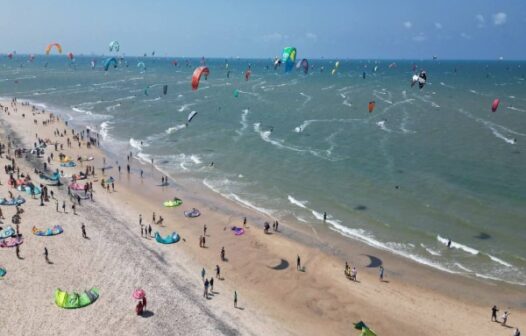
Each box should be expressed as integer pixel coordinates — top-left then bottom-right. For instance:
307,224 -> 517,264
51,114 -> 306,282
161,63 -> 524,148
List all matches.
1,55 -> 525,286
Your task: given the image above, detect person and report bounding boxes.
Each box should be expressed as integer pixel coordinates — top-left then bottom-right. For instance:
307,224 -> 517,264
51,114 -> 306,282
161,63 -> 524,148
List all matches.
201,268 -> 206,281
323,212 -> 327,222
297,255 -> 301,271
62,201 -> 66,213
203,224 -> 207,236
148,225 -> 152,237
345,262 -> 349,276
152,212 -> 156,224
142,296 -> 147,310
243,217 -> 247,227
351,267 -> 357,281
234,291 -> 238,308
491,305 -> 499,322
216,265 -> 221,279
379,265 -> 384,281
140,169 -> 143,178
221,247 -> 225,261
513,328 -> 521,336
136,300 -> 144,316
204,278 -> 209,299
139,214 -> 142,226
447,239 -> 452,248
141,226 -> 144,238
72,204 -> 76,215
16,244 -> 21,259
202,236 -> 206,247
44,247 -> 49,263
81,223 -> 87,239
502,311 -> 510,326
210,277 -> 214,292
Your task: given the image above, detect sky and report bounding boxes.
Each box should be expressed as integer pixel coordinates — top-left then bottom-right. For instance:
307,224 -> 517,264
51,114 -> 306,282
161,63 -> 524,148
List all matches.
0,0 -> 525,60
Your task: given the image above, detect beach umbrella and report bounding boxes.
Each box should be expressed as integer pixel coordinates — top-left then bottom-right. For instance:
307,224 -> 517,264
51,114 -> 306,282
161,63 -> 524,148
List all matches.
132,288 -> 146,300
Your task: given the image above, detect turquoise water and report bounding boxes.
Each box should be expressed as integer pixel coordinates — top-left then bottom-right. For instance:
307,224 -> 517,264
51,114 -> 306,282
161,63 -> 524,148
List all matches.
1,55 -> 525,285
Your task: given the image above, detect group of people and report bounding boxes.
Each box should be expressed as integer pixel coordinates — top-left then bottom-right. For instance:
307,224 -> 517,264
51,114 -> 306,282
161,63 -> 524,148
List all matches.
492,305 -> 520,335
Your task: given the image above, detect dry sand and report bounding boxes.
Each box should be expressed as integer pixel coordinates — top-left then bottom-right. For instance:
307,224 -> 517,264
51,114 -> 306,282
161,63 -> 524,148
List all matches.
0,98 -> 524,336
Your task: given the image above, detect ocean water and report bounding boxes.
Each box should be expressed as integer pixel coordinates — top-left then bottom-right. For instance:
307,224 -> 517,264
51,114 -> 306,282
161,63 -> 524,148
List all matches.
1,55 -> 525,285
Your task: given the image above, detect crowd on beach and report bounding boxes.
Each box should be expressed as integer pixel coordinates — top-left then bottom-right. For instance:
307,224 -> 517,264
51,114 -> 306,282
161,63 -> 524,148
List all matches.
1,97 -> 524,335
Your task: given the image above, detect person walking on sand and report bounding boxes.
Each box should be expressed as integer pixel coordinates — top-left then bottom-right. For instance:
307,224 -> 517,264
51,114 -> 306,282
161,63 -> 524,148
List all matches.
203,224 -> 207,236
148,225 -> 152,237
234,291 -> 238,308
216,265 -> 221,280
201,268 -> 206,282
139,214 -> 143,226
210,277 -> 214,292
72,204 -> 76,215
81,223 -> 87,239
62,201 -> 66,213
379,265 -> 384,281
513,328 -> 521,336
152,212 -> 156,224
202,236 -> 206,247
204,278 -> 209,299
501,311 -> 510,326
221,247 -> 225,261
44,247 -> 49,263
140,169 -> 143,178
491,305 -> 499,322
243,217 -> 247,227
297,255 -> 301,271
16,244 -> 21,259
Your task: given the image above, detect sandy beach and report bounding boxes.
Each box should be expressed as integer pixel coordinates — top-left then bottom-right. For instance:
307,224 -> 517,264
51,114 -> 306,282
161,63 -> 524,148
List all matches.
1,98 -> 524,336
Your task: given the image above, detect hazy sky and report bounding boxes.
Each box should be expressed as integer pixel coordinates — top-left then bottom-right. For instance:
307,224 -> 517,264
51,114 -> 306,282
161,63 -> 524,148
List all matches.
1,0 -> 524,59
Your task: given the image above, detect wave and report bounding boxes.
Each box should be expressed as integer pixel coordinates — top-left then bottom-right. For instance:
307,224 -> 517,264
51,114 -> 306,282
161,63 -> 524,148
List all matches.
129,138 -> 145,151
299,92 -> 312,107
190,155 -> 202,164
178,103 -> 195,112
72,107 -> 91,114
454,262 -> 473,272
437,235 -> 479,255
143,97 -> 161,102
287,195 -> 308,209
165,124 -> 186,134
202,178 -> 274,217
420,243 -> 441,256
99,121 -> 114,141
487,254 -> 513,267
105,103 -> 121,111
236,109 -> 249,136
292,118 -> 362,133
376,120 -> 392,133
114,95 -> 136,102
506,106 -> 526,113
458,108 -> 524,144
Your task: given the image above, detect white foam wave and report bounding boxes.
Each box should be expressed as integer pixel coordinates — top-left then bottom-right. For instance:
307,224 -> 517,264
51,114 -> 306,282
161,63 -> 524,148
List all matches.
454,263 -> 473,272
236,109 -> 250,136
190,155 -> 202,164
420,244 -> 441,256
178,103 -> 195,112
287,195 -> 308,209
105,103 -> 121,111
202,178 -> 274,217
437,235 -> 479,255
165,124 -> 187,134
487,255 -> 513,267
376,120 -> 392,133
114,95 -> 135,102
129,138 -> 145,151
506,106 -> 526,112
99,121 -> 114,141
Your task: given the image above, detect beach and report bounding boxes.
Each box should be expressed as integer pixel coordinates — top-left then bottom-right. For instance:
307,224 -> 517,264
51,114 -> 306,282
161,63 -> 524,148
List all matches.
1,98 -> 524,336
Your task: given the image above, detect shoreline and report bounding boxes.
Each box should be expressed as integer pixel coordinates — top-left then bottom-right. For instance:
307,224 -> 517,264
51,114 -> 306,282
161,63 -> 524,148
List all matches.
1,97 -> 525,335
24,95 -> 526,289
